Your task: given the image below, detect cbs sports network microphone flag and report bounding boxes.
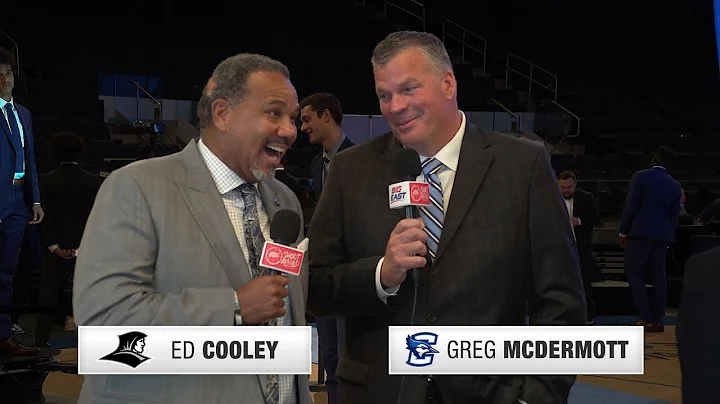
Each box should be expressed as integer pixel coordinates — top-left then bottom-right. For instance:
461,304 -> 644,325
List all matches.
389,326 -> 644,375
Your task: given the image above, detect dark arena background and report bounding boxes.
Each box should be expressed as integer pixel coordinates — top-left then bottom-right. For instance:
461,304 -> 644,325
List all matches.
1,0 -> 718,402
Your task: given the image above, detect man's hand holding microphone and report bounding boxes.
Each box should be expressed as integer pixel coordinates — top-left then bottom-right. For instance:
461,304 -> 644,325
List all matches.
382,147 -> 432,289
236,275 -> 289,325
234,209 -> 305,325
380,218 -> 428,288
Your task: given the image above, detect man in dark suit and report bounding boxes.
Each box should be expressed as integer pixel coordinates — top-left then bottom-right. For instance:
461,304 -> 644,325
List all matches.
299,92 -> 354,404
558,171 -> 601,325
307,31 -> 585,404
619,146 -> 681,333
676,246 -> 720,404
0,47 -> 44,356
300,92 -> 354,202
35,132 -> 99,347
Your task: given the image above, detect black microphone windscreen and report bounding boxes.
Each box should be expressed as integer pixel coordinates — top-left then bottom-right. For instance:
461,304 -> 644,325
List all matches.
270,209 -> 301,246
392,148 -> 422,180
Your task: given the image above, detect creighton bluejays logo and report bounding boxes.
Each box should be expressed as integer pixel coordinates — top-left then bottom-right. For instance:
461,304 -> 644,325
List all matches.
100,331 -> 152,369
405,332 -> 439,367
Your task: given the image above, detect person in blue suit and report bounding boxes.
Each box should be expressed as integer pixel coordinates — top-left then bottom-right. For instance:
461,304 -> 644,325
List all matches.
619,146 -> 681,333
0,47 -> 44,355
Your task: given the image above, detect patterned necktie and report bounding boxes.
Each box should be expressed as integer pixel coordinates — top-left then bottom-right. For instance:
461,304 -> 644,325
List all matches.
4,104 -> 23,174
419,158 -> 445,259
237,184 -> 279,403
238,184 -> 266,277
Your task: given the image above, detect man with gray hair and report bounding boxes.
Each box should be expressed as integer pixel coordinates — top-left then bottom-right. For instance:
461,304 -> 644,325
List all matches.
73,53 -> 311,404
308,31 -> 585,404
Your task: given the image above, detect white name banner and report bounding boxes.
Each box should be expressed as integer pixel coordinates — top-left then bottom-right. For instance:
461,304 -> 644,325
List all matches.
78,326 -> 312,375
389,326 -> 644,375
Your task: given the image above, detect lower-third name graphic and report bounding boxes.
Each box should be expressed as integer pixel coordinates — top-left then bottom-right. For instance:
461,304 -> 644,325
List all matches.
171,340 -> 278,359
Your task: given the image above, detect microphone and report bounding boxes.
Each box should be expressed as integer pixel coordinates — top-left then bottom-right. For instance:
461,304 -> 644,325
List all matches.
390,148 -> 425,220
270,209 -> 301,246
388,148 -> 430,321
389,149 -> 428,404
259,209 -> 305,277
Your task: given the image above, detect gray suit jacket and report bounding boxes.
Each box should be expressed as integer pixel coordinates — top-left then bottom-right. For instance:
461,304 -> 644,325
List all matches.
73,139 -> 311,404
307,124 -> 585,404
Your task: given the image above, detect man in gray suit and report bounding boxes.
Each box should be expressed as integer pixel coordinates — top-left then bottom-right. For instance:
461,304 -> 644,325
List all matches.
307,31 -> 585,404
73,54 -> 311,404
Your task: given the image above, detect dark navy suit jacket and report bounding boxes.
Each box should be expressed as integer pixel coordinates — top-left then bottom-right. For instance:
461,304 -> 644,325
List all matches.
0,101 -> 40,208
310,136 -> 354,201
619,167 -> 681,243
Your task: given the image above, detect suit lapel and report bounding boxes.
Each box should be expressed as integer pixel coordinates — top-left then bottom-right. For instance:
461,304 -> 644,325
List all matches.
177,141 -> 251,289
435,125 -> 494,264
1,112 -> 10,145
310,155 -> 322,199
258,181 -> 306,327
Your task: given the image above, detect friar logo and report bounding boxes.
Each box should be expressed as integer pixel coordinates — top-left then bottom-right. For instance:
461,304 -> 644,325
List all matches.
99,331 -> 152,369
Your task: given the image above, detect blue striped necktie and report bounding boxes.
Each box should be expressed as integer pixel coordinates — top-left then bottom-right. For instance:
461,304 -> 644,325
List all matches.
419,157 -> 445,259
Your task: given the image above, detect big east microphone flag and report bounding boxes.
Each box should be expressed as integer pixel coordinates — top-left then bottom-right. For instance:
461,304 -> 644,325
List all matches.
389,181 -> 431,209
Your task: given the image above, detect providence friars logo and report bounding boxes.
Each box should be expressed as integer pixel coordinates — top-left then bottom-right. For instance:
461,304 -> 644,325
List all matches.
100,331 -> 152,369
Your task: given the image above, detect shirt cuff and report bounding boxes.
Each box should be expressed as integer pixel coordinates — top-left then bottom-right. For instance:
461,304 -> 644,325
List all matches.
33,203 -> 40,205
233,293 -> 242,325
375,257 -> 400,304
48,244 -> 59,253
518,400 -> 528,404
577,218 -> 582,226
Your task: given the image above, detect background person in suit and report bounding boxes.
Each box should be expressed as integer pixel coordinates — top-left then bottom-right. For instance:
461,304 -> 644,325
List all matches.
558,171 -> 601,325
300,92 -> 354,202
0,47 -> 44,356
72,53 -> 311,404
307,31 -> 585,404
676,246 -> 720,404
298,91 -> 354,404
35,131 -> 99,347
619,146 -> 681,333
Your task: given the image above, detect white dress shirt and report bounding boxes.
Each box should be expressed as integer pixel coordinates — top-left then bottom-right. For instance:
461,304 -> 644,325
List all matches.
375,111 -> 467,301
564,197 -> 576,241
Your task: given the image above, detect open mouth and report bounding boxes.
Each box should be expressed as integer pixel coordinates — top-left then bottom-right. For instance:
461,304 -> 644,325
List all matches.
263,144 -> 286,165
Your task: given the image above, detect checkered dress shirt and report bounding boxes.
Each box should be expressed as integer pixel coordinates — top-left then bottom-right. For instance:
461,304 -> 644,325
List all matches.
198,139 -> 296,404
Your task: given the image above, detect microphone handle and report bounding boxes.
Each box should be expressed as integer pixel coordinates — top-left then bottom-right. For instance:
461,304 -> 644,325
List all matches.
403,205 -> 421,287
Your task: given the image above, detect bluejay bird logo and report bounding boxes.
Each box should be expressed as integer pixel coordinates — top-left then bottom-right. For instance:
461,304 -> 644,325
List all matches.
405,332 -> 439,367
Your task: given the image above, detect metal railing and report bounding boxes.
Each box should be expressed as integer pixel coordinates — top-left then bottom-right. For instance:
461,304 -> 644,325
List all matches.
490,98 -> 521,133
0,29 -> 19,74
505,53 -> 558,101
551,99 -> 580,141
442,19 -> 487,73
131,80 -> 163,122
384,0 -> 426,31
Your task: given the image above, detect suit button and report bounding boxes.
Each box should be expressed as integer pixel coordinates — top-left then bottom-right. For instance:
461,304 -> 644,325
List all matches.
426,313 -> 437,323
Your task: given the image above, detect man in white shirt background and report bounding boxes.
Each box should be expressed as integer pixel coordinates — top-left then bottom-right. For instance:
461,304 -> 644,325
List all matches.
558,170 -> 602,325
0,47 -> 44,356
